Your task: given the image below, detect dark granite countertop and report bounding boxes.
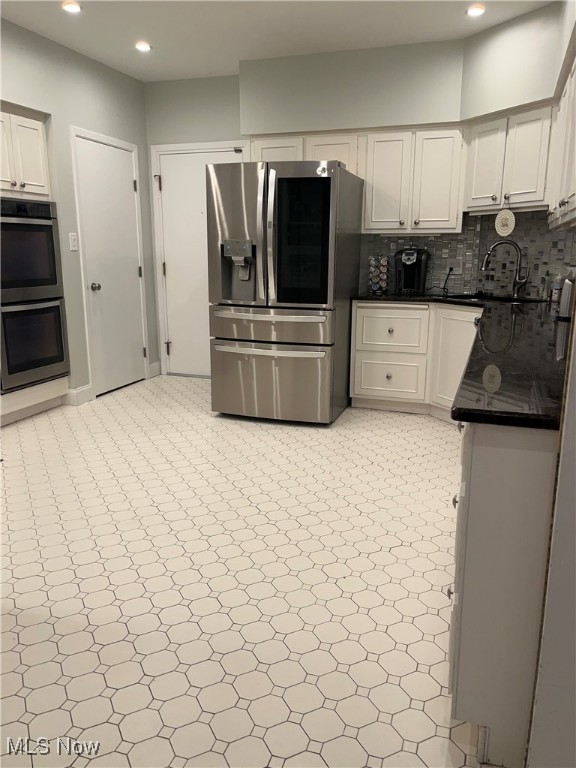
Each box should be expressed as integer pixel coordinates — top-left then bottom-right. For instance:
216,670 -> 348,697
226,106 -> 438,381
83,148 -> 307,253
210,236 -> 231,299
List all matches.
354,293 -> 569,430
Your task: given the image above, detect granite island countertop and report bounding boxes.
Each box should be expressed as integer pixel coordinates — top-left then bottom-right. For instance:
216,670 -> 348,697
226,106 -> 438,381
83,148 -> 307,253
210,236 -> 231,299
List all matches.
354,293 -> 569,430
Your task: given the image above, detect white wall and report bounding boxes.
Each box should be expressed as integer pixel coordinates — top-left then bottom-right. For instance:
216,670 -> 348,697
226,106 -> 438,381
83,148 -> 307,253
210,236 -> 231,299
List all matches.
145,76 -> 242,145
461,3 -> 565,119
1,20 -> 159,389
239,41 -> 464,135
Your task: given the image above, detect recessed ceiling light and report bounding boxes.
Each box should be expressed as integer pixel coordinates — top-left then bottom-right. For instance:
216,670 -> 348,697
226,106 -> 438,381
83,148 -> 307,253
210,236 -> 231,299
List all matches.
135,41 -> 152,53
466,4 -> 486,17
62,1 -> 81,13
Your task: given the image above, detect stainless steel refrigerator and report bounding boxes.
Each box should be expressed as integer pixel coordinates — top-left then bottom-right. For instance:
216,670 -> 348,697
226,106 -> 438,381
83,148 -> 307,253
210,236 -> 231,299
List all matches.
207,160 -> 363,424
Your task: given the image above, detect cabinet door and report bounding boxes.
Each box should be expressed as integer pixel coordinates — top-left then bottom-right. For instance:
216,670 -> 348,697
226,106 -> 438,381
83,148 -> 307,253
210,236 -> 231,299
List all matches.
559,65 -> 576,220
304,135 -> 358,174
412,130 -> 462,230
251,137 -> 304,162
464,118 -> 507,209
546,105 -> 562,225
430,307 -> 480,409
10,115 -> 51,196
364,132 -> 413,230
0,112 -> 17,193
502,107 -> 551,206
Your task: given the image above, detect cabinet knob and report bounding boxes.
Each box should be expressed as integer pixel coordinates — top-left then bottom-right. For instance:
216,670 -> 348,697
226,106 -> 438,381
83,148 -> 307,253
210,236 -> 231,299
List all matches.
474,317 -> 480,327
491,194 -> 497,201
388,327 -> 394,334
386,373 -> 392,381
90,282 -> 102,291
10,180 -> 17,187
457,422 -> 465,433
446,586 -> 454,600
559,198 -> 567,208
504,193 -> 510,200
414,219 -> 420,225
19,182 -> 26,188
452,494 -> 459,509
399,219 -> 405,226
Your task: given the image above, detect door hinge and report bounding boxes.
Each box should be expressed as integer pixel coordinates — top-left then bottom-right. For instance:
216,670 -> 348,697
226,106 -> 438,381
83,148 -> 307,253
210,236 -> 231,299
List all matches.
162,261 -> 166,276
165,341 -> 171,356
154,174 -> 162,191
133,179 -> 137,192
138,266 -> 142,277
143,346 -> 147,358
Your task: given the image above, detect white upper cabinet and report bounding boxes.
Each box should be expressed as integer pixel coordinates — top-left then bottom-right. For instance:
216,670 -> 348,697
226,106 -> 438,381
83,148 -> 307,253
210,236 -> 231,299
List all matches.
464,118 -> 507,209
304,135 -> 358,174
548,62 -> 576,227
412,130 -> 462,230
364,132 -> 413,231
364,129 -> 462,233
0,113 -> 17,193
1,112 -> 50,197
502,107 -> 550,205
251,137 -> 304,162
464,106 -> 551,212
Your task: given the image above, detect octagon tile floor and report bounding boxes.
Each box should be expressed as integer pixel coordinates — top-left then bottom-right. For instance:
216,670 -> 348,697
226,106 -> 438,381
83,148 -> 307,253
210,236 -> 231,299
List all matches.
1,376 -> 478,768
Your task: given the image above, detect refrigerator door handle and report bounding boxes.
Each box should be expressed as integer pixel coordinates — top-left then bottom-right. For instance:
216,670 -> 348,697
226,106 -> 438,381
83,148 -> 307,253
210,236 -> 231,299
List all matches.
214,345 -> 326,359
266,169 -> 277,302
256,166 -> 266,303
213,310 -> 327,323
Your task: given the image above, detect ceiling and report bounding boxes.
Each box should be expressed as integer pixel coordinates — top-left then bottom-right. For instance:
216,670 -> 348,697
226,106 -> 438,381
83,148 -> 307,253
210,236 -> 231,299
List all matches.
1,1 -> 552,82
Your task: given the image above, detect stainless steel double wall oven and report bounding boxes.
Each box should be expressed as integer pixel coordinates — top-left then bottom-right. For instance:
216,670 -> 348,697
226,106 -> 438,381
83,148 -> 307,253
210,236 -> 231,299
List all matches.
207,161 -> 363,424
1,198 -> 69,392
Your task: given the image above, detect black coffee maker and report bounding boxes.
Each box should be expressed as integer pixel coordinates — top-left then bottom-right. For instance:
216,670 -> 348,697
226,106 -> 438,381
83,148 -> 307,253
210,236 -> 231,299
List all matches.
394,247 -> 430,295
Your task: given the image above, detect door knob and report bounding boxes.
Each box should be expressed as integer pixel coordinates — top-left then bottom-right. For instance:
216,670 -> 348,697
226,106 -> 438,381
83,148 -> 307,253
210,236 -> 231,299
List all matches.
90,282 -> 102,291
19,182 -> 26,188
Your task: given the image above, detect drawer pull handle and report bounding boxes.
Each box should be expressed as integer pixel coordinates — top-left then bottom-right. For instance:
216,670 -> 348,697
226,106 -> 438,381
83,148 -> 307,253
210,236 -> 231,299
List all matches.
386,373 -> 392,381
388,327 -> 394,334
452,494 -> 459,509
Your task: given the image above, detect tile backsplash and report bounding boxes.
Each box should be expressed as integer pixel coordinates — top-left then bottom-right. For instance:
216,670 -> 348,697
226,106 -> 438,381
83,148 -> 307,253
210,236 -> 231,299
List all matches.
360,211 -> 576,298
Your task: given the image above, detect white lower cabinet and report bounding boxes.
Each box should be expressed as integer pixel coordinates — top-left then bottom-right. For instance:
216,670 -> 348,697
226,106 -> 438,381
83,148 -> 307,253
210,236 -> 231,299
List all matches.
429,306 -> 480,408
449,423 -> 559,768
354,352 -> 427,400
351,302 -> 481,413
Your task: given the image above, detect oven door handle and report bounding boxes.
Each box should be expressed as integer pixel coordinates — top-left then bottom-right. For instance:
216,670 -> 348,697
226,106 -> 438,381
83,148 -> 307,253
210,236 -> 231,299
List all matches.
1,217 -> 54,226
2,301 -> 61,312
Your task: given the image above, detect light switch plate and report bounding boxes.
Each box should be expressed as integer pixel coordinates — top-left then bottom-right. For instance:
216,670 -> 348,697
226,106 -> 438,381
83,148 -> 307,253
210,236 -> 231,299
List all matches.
69,233 -> 79,251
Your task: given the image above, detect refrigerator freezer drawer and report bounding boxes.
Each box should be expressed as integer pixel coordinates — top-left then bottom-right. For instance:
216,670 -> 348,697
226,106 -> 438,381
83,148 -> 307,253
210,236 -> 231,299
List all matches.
210,340 -> 333,423
210,305 -> 334,344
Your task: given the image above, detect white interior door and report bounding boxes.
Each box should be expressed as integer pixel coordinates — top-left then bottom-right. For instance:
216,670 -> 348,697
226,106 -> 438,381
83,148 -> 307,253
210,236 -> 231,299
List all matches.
75,136 -> 146,396
156,147 -> 245,376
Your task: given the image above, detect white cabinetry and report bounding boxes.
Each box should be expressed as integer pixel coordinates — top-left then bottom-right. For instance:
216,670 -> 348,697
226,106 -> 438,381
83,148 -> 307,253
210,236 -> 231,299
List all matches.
251,137 -> 304,162
547,62 -> 576,227
464,107 -> 551,211
0,112 -> 50,197
304,135 -> 358,174
351,302 -> 481,414
364,129 -> 463,233
429,307 -> 480,408
449,423 -> 558,768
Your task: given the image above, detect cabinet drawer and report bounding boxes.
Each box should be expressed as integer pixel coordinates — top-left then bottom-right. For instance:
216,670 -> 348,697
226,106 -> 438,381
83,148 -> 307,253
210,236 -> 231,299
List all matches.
356,307 -> 429,353
353,352 -> 427,400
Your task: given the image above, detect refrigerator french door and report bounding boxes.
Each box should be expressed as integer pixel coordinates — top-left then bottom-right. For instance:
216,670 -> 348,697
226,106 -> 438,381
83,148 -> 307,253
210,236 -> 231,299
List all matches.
206,160 -> 363,423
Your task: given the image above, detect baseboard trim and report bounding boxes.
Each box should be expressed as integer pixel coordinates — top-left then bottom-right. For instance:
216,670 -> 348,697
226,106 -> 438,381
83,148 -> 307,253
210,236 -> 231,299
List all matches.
65,384 -> 94,406
148,361 -> 161,378
1,396 -> 64,426
352,397 -> 457,425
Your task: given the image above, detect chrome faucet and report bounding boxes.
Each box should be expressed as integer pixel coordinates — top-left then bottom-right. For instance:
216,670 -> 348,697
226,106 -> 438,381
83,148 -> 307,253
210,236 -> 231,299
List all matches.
481,239 -> 530,299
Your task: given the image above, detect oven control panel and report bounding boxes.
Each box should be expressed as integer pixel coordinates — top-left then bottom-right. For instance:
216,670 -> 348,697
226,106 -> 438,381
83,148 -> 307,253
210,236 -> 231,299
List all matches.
1,199 -> 54,219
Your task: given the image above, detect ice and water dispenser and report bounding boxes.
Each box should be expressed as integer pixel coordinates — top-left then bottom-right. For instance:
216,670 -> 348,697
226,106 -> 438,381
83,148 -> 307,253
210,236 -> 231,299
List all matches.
220,239 -> 256,302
